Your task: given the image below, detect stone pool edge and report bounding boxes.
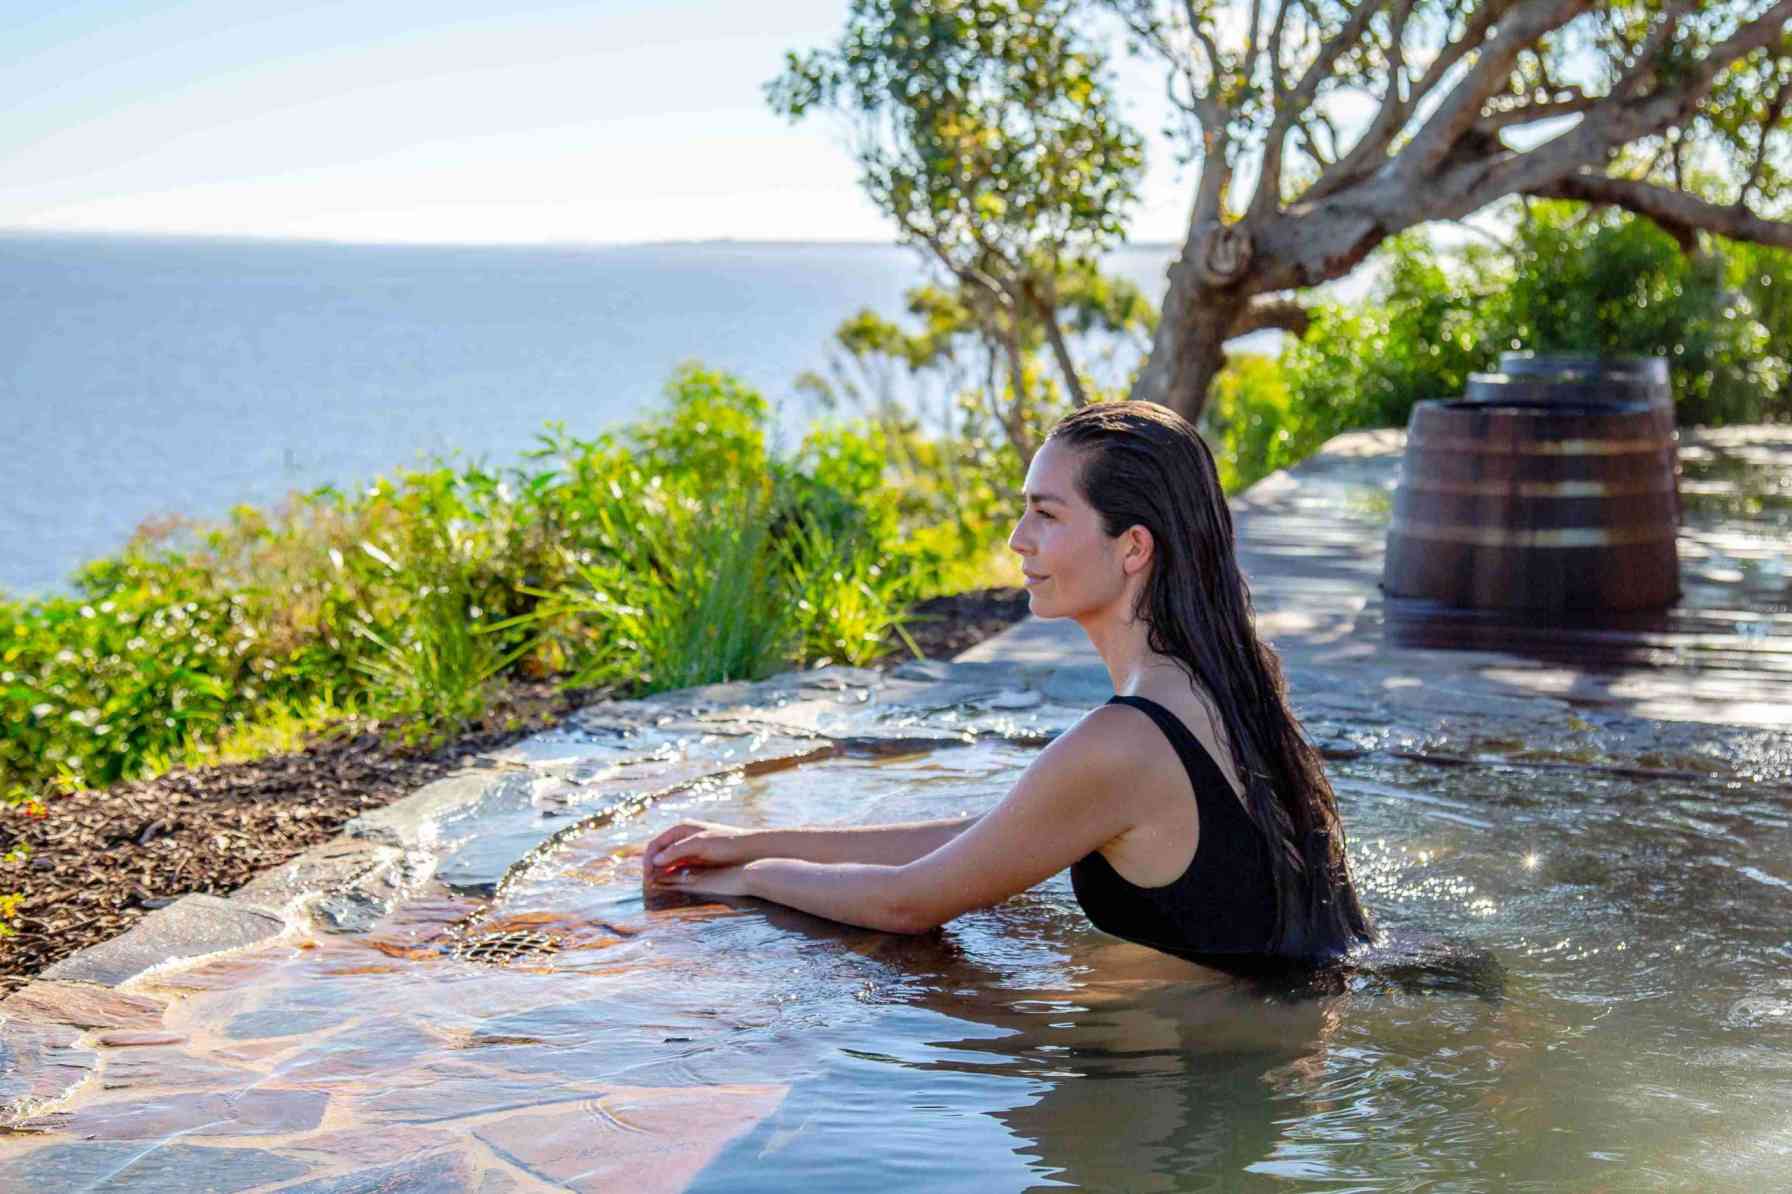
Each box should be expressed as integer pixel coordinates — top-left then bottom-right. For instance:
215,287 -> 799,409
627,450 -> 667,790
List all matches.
0,657 -> 1098,1125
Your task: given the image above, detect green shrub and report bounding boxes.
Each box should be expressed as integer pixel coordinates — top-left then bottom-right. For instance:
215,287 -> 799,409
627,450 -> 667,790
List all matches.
2,363 -> 999,813
1278,207 -> 1792,438
1201,354 -> 1324,493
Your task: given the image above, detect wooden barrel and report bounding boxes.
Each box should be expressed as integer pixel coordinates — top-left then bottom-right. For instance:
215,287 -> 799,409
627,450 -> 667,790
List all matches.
1383,399 -> 1680,611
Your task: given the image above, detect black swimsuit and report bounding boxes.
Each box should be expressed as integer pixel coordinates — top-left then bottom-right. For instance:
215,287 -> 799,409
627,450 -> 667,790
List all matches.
1069,694 -> 1283,975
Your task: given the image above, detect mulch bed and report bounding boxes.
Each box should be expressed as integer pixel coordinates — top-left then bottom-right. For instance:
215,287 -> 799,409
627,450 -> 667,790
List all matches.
0,587 -> 1030,992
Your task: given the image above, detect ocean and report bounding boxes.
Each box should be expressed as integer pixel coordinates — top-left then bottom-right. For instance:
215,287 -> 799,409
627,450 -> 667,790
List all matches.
1,233 -> 1186,598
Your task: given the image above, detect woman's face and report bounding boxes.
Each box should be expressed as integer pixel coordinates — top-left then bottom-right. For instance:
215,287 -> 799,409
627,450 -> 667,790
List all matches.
1008,437 -> 1146,620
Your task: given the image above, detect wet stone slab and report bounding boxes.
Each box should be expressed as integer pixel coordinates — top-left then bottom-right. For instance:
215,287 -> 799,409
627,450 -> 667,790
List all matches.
95,1044 -> 262,1093
0,980 -> 167,1030
0,1141 -> 313,1193
268,1014 -> 445,1084
468,1084 -> 788,1194
229,838 -> 400,911
278,1123 -> 470,1167
222,979 -> 366,1041
20,1086 -> 330,1139
0,1019 -> 97,1115
349,1060 -> 617,1126
348,739 -> 841,900
40,894 -> 287,988
274,1148 -> 504,1193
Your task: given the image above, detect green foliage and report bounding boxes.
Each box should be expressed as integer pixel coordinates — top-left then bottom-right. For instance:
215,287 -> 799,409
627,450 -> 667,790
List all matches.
348,581 -> 527,747
770,0 -> 1142,267
1200,354 -> 1324,493
1277,206 -> 1792,443
778,513 -> 918,667
1495,207 -> 1789,426
1279,231 -> 1499,439
1,363 -> 994,813
772,0 -> 1145,458
507,488 -> 798,695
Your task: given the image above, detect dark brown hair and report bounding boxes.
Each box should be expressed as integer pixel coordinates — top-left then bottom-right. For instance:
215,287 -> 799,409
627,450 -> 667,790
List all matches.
1048,400 -> 1374,961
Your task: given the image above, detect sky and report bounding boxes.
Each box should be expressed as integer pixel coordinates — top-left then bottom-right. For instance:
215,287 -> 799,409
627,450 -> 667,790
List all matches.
2,0 -> 1199,245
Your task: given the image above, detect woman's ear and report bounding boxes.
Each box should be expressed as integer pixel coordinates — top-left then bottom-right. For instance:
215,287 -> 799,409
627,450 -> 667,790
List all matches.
1122,524 -> 1154,577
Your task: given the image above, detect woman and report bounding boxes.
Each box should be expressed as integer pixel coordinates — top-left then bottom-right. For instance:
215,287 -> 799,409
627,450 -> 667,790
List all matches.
645,400 -> 1374,975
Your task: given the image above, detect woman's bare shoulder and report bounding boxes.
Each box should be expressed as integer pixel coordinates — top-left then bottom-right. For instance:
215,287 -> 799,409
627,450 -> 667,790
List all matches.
1034,703 -> 1185,783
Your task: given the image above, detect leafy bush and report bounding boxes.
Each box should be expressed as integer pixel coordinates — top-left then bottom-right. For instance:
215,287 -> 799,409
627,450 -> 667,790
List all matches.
1200,354 -> 1325,493
1277,206 -> 1792,440
2,363 -> 1001,815
1496,207 -> 1787,425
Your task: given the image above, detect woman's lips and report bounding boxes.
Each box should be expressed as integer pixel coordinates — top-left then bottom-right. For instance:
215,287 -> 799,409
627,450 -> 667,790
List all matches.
1023,573 -> 1048,586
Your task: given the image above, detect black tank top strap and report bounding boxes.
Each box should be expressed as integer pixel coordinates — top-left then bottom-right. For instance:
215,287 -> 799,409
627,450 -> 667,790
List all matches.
1104,694 -> 1246,816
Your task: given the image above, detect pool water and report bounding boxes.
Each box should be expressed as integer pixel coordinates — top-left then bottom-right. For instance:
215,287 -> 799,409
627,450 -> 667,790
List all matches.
4,736 -> 1787,1191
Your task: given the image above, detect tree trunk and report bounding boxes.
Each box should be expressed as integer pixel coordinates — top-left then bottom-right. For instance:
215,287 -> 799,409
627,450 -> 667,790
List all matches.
1129,266 -> 1245,424
1038,304 -> 1089,408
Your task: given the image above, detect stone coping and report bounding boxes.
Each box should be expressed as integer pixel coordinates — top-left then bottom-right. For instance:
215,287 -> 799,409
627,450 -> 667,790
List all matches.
0,655 -> 1097,1128
11,658 -> 1094,994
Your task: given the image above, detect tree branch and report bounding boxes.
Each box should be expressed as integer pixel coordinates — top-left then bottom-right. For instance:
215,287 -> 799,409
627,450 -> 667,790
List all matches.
1305,0 -> 1506,203
1228,297 -> 1313,338
1524,172 -> 1792,250
1025,279 -> 1090,408
1448,0 -> 1792,216
1743,69 -> 1792,205
1473,91 -> 1597,136
1294,109 -> 1341,170
1395,0 -> 1593,180
1240,0 -> 1268,97
1119,7 -> 1227,134
1249,0 -> 1389,220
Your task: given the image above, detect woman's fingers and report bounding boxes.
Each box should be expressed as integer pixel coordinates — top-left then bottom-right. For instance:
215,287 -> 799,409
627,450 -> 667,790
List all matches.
644,823 -> 706,868
652,837 -> 717,871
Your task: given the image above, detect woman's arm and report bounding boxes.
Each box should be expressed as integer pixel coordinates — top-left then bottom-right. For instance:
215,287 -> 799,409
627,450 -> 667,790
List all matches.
749,817 -> 981,866
646,815 -> 982,872
655,704 -> 1163,932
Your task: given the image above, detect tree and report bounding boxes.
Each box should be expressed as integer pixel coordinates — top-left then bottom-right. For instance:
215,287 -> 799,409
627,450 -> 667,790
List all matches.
769,0 -> 1147,436
799,261 -> 1157,464
781,1 -> 1792,422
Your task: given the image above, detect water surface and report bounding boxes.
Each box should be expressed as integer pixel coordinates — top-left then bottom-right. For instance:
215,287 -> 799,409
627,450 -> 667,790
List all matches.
6,737 -> 1787,1190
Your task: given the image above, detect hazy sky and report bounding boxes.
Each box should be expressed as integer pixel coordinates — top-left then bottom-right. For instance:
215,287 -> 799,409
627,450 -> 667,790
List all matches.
4,0 -> 1197,244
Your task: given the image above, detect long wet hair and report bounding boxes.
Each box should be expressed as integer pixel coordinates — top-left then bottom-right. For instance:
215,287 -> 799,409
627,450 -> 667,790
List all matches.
1048,400 -> 1375,962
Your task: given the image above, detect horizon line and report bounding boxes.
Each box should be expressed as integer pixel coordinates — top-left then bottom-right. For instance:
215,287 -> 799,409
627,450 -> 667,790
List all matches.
0,226 -> 1185,252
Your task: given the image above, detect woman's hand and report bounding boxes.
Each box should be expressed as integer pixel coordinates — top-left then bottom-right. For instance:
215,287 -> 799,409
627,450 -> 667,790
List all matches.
650,862 -> 753,898
643,820 -> 753,876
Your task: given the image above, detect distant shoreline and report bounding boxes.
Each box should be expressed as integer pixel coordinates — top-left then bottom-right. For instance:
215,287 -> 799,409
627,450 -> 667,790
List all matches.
0,227 -> 1184,254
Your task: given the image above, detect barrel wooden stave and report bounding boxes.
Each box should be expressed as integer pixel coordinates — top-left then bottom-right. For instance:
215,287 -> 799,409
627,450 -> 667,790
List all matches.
1382,400 -> 1680,611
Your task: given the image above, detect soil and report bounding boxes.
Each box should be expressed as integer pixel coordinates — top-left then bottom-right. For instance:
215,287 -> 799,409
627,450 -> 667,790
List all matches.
0,586 -> 1031,992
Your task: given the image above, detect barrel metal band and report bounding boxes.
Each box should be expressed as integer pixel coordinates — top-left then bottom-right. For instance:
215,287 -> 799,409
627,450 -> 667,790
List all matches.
1386,519 -> 1678,548
1407,435 -> 1668,456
